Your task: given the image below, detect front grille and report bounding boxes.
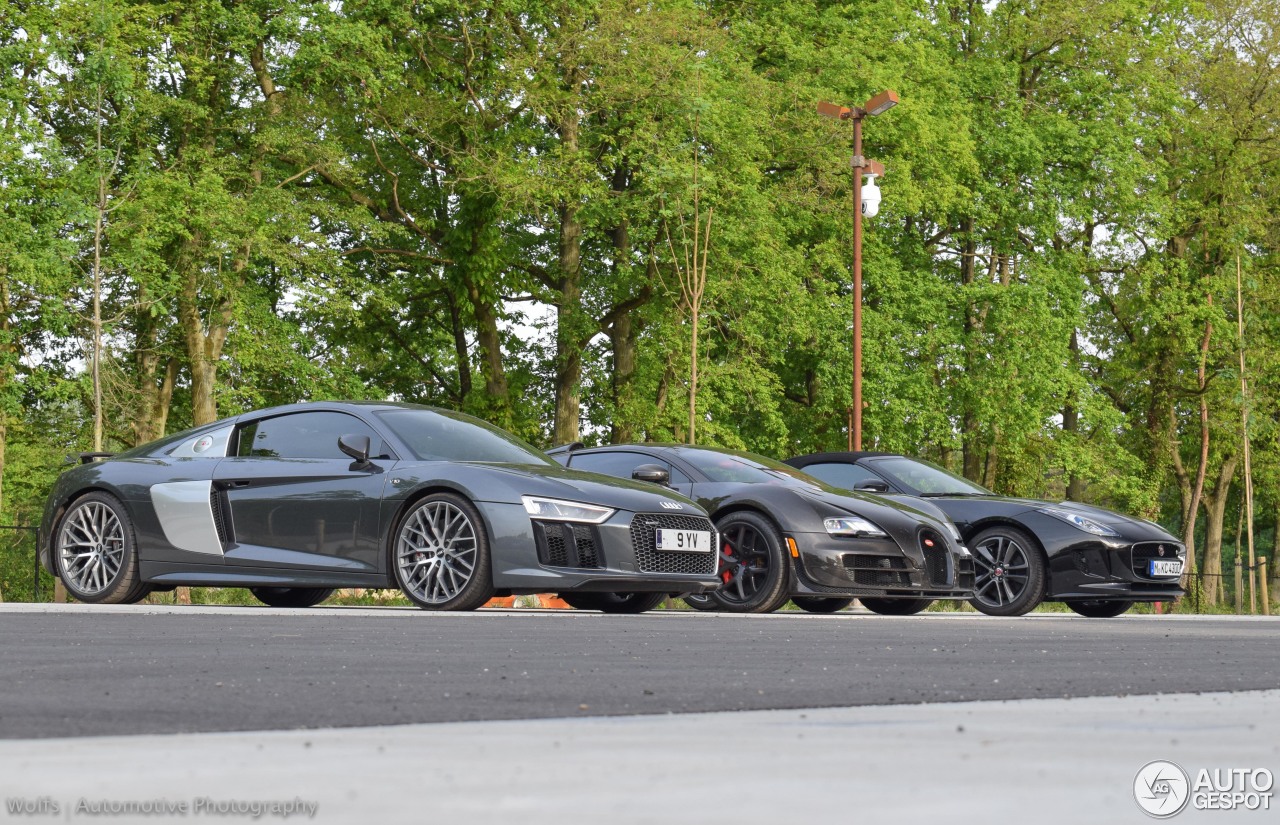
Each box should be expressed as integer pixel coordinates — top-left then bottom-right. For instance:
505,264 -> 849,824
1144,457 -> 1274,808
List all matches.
629,514 -> 718,575
956,555 -> 976,591
843,554 -> 910,587
920,529 -> 951,586
533,521 -> 603,569
1130,541 -> 1182,579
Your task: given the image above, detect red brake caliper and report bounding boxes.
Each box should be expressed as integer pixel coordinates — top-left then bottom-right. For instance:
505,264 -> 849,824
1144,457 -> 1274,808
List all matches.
720,542 -> 734,583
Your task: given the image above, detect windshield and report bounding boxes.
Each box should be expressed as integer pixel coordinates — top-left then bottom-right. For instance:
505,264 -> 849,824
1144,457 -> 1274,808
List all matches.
675,448 -> 819,486
867,457 -> 992,496
376,409 -> 554,465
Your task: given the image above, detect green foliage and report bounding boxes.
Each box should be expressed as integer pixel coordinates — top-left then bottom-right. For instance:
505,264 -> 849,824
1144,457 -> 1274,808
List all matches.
1,0 -> 1279,614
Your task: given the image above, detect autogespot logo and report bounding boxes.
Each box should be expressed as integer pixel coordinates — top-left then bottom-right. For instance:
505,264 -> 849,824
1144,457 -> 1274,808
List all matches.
1134,760 -> 1191,818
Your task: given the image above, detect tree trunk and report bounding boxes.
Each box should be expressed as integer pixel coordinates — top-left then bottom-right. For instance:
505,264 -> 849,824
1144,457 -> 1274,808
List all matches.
175,234 -> 241,427
1199,455 -> 1238,606
1063,329 -> 1086,500
553,197 -> 583,445
609,312 -> 637,443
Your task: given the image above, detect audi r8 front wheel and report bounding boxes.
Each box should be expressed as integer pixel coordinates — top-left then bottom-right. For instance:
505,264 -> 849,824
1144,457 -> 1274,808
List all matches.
392,493 -> 495,611
54,492 -> 150,604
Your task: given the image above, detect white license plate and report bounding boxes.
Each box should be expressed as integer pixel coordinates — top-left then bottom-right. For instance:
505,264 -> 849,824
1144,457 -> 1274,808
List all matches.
655,529 -> 713,553
1149,559 -> 1183,577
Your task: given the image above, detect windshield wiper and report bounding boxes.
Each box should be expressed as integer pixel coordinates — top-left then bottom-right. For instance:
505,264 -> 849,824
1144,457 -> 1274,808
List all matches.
918,491 -> 991,497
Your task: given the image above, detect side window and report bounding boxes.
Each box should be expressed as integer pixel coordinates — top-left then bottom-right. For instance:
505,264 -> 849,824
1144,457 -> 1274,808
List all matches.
569,451 -> 663,481
803,462 -> 884,491
235,412 -> 383,459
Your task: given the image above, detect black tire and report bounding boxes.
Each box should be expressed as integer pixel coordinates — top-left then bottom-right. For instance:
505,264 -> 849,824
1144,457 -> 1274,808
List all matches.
967,525 -> 1046,616
249,587 -> 336,608
1065,599 -> 1134,618
558,592 -> 667,614
792,596 -> 854,613
392,492 -> 495,611
860,597 -> 933,615
53,491 -> 150,604
706,511 -> 791,614
681,593 -> 719,611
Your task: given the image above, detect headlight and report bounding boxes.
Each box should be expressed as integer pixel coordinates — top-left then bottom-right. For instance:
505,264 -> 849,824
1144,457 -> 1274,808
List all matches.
521,496 -> 615,524
1038,506 -> 1120,537
823,516 -> 887,538
943,519 -> 963,542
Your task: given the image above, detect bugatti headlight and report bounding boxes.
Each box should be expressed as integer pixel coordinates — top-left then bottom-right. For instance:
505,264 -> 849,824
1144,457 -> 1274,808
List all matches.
1038,506 -> 1120,537
823,516 -> 888,539
521,496 -> 615,524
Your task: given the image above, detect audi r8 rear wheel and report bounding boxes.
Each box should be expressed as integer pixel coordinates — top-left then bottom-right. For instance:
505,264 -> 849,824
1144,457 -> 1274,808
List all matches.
791,596 -> 854,613
558,592 -> 667,614
706,511 -> 790,613
249,587 -> 335,608
968,526 -> 1045,616
1065,599 -> 1134,618
393,493 -> 494,611
53,492 -> 149,604
860,597 -> 933,615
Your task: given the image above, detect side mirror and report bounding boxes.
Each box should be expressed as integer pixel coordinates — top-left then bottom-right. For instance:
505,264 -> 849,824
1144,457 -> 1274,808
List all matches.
338,434 -> 372,464
632,464 -> 671,486
854,480 -> 890,493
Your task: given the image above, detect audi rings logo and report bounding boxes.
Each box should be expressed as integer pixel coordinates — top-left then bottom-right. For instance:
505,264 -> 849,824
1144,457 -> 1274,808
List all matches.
1135,761 -> 1191,818
659,501 -> 683,510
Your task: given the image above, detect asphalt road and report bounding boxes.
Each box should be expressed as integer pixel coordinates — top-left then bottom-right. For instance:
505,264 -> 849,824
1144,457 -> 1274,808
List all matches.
2,606 -> 1277,740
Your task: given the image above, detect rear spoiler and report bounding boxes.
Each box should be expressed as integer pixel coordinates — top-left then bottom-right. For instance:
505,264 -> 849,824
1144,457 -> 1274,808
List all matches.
64,452 -> 115,466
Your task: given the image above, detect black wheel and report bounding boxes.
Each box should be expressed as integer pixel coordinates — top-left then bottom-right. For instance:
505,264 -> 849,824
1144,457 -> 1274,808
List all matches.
53,492 -> 150,604
968,525 -> 1046,616
1065,599 -> 1134,618
558,592 -> 667,614
860,597 -> 933,615
792,596 -> 854,613
249,587 -> 336,608
681,593 -> 719,611
707,511 -> 790,613
392,493 -> 495,611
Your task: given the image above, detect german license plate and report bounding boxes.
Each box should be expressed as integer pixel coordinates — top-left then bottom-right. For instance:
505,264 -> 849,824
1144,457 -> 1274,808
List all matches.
1149,559 -> 1182,577
655,529 -> 713,553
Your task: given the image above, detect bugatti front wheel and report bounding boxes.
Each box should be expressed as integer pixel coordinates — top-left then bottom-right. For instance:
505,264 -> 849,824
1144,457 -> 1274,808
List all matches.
53,492 -> 149,604
392,493 -> 495,611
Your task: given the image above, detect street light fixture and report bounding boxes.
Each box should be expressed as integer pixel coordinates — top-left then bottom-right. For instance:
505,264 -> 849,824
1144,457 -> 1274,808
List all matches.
818,89 -> 898,451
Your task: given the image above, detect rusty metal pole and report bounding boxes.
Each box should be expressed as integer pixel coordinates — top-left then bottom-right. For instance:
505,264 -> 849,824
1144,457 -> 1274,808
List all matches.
1259,557 -> 1269,616
851,116 -> 864,452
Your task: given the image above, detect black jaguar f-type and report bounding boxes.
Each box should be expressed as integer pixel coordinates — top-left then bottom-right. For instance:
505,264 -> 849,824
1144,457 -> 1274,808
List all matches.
547,443 -> 975,614
784,452 -> 1186,617
39,402 -> 720,612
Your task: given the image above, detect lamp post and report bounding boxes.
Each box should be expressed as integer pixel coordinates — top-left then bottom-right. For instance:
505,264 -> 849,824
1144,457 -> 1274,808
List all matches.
818,90 -> 898,451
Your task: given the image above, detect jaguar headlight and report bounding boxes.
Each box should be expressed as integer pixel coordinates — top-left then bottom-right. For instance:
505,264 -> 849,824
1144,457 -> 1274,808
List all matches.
823,516 -> 888,539
521,496 -> 615,524
1038,506 -> 1120,537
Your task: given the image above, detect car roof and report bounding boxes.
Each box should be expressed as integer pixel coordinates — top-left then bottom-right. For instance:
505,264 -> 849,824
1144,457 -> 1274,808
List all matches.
786,451 -> 902,467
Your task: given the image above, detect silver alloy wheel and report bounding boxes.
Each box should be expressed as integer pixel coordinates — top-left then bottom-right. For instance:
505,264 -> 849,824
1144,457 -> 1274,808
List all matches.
396,500 -> 478,604
57,501 -> 126,595
972,534 -> 1031,608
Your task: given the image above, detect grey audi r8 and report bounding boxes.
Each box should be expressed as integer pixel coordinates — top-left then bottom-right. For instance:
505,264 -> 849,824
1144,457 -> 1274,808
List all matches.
784,452 -> 1186,617
547,443 -> 975,614
39,402 -> 719,612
